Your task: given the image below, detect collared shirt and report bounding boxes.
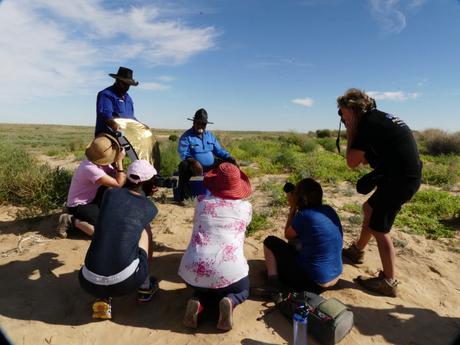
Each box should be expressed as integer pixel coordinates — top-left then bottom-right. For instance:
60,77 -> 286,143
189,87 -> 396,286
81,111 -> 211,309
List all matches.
178,128 -> 230,168
178,195 -> 252,288
95,85 -> 137,135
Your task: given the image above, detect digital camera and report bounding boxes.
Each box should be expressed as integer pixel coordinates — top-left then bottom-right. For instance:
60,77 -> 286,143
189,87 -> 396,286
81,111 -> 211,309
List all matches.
153,175 -> 178,189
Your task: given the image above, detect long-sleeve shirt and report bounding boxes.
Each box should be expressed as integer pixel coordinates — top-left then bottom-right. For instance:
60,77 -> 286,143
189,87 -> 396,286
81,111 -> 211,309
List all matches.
95,85 -> 137,135
178,128 -> 231,168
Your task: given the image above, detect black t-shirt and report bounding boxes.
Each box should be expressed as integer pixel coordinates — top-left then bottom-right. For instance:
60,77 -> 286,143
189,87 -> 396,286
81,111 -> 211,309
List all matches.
351,109 -> 421,179
84,188 -> 158,276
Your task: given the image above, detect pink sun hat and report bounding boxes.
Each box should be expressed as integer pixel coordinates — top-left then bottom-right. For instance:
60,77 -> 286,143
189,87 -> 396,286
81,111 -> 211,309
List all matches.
204,162 -> 252,200
127,159 -> 157,184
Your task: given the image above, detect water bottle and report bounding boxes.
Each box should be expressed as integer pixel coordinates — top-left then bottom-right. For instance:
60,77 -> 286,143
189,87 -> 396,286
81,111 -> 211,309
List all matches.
293,305 -> 308,345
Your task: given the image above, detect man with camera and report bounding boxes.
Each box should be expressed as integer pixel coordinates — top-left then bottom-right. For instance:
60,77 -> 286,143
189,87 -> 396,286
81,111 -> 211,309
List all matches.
338,88 -> 422,297
176,108 -> 237,202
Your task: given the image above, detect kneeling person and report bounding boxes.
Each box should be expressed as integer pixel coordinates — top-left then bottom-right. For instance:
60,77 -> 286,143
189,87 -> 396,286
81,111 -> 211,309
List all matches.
263,178 -> 343,294
79,160 -> 159,319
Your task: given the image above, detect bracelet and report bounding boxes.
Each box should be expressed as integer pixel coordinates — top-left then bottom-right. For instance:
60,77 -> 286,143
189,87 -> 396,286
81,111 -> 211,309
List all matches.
116,169 -> 124,173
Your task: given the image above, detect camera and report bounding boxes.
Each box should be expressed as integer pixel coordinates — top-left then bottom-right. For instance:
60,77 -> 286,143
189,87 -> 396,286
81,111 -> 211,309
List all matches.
153,175 -> 178,189
283,182 -> 295,193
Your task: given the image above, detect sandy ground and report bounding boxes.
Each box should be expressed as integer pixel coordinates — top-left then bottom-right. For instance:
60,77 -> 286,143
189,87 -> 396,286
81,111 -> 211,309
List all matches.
1,176 -> 459,345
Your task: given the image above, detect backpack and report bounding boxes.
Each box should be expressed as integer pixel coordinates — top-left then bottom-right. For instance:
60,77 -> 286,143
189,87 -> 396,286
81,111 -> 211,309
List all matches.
275,291 -> 353,345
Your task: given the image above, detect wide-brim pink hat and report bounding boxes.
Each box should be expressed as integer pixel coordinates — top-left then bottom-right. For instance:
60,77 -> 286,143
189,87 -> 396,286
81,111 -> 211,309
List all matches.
204,162 -> 252,200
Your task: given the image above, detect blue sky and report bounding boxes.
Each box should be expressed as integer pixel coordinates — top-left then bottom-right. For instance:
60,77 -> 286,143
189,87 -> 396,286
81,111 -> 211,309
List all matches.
0,0 -> 459,132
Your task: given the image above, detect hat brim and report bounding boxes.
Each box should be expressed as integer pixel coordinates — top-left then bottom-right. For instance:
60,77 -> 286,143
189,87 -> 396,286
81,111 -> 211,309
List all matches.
204,168 -> 252,200
187,118 -> 214,124
109,73 -> 139,86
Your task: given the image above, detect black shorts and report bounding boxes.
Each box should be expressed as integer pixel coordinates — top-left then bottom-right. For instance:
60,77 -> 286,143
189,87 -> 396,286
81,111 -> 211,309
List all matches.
67,186 -> 107,225
79,248 -> 149,299
367,178 -> 421,233
263,236 -> 323,294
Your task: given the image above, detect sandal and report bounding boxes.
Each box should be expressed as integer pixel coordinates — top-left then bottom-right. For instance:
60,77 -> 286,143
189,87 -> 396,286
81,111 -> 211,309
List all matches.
137,277 -> 159,303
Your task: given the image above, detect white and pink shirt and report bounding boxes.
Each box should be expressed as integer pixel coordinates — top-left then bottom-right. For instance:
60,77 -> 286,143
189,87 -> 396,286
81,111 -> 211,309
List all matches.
66,160 -> 114,207
178,195 -> 252,289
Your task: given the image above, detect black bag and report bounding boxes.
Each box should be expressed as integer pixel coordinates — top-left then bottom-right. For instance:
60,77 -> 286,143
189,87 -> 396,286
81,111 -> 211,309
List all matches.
356,170 -> 384,195
275,291 -> 353,345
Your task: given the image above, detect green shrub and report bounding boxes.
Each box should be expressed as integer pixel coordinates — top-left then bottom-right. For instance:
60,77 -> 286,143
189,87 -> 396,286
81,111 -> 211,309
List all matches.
316,129 -> 332,138
247,211 -> 271,236
158,141 -> 180,176
0,142 -> 72,218
317,138 -> 337,152
168,134 -> 178,142
395,189 -> 460,239
421,154 -> 460,188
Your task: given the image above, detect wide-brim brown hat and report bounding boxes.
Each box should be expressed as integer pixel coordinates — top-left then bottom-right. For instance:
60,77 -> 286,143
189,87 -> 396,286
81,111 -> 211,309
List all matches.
204,162 -> 251,200
109,66 -> 139,86
85,133 -> 121,165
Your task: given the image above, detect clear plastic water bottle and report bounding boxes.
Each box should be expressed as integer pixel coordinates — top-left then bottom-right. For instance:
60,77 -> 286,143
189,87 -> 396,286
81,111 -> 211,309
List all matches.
293,305 -> 308,345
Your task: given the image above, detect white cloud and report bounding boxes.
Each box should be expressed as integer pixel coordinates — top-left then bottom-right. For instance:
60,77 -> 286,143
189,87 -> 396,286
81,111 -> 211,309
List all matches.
139,82 -> 170,91
0,0 -> 217,102
367,91 -> 419,101
369,0 -> 407,33
368,0 -> 427,33
292,97 -> 315,107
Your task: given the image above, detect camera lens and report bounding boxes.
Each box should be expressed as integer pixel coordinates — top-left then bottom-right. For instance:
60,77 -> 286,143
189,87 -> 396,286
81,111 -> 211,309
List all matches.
283,182 -> 295,193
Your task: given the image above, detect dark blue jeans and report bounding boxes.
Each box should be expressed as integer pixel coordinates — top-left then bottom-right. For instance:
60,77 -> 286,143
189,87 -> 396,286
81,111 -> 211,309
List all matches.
190,275 -> 249,308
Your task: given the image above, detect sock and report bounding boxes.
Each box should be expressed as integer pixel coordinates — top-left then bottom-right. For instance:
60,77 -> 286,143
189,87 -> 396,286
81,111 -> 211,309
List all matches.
140,277 -> 150,290
385,278 -> 396,286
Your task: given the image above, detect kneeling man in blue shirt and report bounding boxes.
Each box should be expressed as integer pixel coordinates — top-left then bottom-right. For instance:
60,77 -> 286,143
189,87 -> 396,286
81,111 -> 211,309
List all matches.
177,108 -> 237,201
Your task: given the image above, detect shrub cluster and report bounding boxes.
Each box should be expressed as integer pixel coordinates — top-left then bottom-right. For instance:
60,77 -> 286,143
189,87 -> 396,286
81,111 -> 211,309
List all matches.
418,129 -> 460,155
0,142 -> 72,218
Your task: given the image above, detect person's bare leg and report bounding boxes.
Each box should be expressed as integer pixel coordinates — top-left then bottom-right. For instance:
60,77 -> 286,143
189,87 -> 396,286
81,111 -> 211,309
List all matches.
263,245 -> 278,277
355,202 -> 373,250
372,230 -> 396,279
74,219 -> 94,236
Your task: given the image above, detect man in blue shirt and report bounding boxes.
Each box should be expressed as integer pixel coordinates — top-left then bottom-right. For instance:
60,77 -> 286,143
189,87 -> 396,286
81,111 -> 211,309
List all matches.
95,67 -> 139,136
177,108 -> 237,201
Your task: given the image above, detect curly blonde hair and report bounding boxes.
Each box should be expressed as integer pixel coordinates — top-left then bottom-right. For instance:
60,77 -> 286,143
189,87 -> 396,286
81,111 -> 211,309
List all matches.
337,88 -> 376,116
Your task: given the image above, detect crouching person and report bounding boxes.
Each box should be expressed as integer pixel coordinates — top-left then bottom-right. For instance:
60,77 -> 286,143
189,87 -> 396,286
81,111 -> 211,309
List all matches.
79,160 -> 159,319
178,163 -> 252,331
57,133 -> 126,238
263,178 -> 343,295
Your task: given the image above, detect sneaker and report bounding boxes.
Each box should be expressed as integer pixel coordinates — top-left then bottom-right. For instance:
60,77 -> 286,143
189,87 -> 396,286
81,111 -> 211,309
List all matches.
136,277 -> 159,303
92,298 -> 112,319
355,271 -> 399,297
183,298 -> 203,329
342,243 -> 365,264
56,213 -> 73,238
217,297 -> 233,331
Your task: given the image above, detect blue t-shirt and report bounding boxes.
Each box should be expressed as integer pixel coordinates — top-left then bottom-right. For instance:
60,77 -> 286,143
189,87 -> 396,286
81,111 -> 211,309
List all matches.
95,86 -> 137,136
291,205 -> 343,284
177,128 -> 230,168
84,188 -> 157,276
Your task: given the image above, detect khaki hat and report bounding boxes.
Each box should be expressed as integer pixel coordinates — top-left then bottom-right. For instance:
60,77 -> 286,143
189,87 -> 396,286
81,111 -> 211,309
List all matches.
85,133 -> 120,165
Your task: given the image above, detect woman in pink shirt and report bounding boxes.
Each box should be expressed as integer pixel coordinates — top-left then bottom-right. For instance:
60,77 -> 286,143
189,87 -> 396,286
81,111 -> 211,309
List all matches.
178,162 -> 252,331
57,133 -> 126,237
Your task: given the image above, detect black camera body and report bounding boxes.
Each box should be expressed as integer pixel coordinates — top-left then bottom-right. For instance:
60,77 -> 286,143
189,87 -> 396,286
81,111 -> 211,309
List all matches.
153,175 -> 178,189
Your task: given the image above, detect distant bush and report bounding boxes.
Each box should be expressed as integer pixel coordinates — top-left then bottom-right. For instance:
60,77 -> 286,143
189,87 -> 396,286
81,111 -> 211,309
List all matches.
158,141 -> 180,176
0,142 -> 72,218
317,138 -> 337,152
168,134 -> 178,142
421,154 -> 460,188
316,129 -> 332,138
419,129 -> 460,155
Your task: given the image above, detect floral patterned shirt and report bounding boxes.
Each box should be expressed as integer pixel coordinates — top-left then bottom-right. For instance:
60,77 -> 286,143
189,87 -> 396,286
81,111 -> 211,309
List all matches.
178,195 -> 252,288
